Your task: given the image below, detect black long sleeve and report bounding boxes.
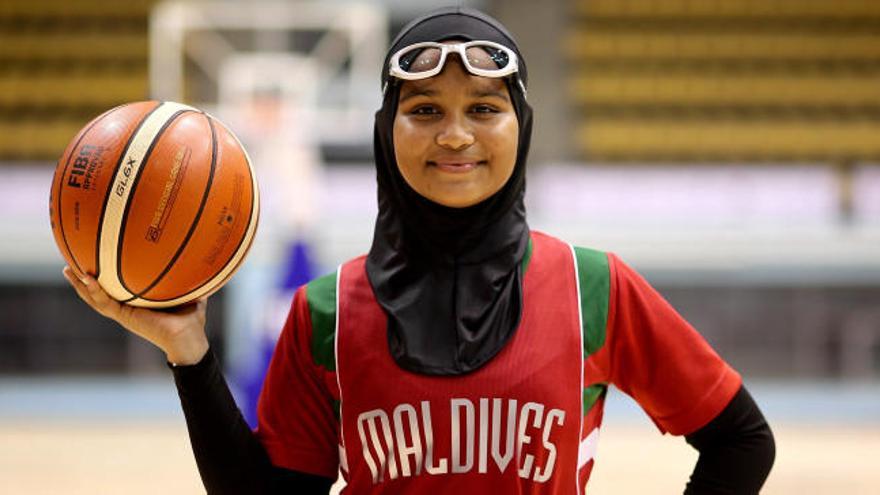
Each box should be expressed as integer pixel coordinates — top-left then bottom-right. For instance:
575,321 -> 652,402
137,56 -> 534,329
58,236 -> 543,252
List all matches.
684,385 -> 775,494
170,349 -> 334,495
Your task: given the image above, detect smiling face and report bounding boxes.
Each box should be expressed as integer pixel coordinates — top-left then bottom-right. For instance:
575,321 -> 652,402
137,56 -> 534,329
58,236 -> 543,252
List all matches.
392,57 -> 519,208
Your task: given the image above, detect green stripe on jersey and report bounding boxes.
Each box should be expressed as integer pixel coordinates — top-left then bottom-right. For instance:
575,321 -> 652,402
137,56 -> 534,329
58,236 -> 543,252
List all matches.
573,247 -> 610,356
522,237 -> 533,274
583,383 -> 607,415
306,271 -> 337,372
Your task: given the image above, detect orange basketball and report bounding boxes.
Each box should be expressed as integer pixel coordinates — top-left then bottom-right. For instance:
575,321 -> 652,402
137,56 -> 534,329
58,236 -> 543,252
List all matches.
49,101 -> 260,308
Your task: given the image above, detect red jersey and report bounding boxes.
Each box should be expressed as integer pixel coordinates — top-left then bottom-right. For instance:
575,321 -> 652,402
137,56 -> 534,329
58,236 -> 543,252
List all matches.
255,231 -> 741,493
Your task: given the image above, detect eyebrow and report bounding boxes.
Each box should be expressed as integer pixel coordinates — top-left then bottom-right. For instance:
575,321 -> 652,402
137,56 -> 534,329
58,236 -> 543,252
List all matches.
399,88 -> 437,103
471,88 -> 510,102
398,86 -> 511,103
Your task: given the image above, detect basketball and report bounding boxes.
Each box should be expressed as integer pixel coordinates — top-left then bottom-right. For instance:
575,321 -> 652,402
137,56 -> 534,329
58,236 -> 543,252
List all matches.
49,101 -> 260,308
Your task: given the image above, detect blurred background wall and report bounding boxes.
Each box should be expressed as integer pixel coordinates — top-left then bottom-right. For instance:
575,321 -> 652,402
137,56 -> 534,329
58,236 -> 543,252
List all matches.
1,0 -> 878,493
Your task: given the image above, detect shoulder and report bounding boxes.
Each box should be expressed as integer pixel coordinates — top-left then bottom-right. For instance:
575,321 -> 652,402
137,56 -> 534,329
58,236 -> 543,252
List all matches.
529,231 -> 612,269
528,231 -> 613,293
305,270 -> 337,321
568,244 -> 613,356
532,230 -> 614,356
301,253 -> 381,371
303,270 -> 338,372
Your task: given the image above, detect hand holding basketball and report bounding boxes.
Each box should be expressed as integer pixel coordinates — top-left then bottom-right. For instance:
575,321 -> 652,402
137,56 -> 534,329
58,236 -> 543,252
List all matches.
62,266 -> 209,365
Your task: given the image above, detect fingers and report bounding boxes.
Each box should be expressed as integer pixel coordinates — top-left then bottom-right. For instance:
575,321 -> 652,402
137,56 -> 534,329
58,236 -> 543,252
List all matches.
193,297 -> 208,314
194,297 -> 208,324
62,266 -> 94,306
62,266 -> 123,322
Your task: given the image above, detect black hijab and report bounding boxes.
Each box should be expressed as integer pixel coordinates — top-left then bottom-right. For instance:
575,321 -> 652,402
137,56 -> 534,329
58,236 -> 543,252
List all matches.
366,6 -> 533,375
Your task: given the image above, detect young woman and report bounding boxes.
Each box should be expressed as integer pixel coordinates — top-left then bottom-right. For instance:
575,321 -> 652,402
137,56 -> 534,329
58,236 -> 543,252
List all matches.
63,7 -> 775,494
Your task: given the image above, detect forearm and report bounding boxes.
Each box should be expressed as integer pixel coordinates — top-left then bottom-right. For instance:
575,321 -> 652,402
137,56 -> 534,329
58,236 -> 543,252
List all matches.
170,349 -> 333,494
684,385 -> 775,494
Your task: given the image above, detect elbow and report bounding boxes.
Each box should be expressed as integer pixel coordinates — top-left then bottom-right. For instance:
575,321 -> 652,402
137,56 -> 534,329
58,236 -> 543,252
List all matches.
751,416 -> 776,482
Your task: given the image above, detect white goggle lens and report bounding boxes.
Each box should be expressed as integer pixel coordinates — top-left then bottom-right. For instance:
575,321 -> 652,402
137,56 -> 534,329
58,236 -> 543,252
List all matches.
466,46 -> 510,71
395,43 -> 513,76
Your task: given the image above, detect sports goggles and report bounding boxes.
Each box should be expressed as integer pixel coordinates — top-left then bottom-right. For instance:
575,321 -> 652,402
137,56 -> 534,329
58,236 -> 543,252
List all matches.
386,40 -> 525,95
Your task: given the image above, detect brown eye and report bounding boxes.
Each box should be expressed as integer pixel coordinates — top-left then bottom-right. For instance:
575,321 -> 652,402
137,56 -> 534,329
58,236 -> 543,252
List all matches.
471,104 -> 498,115
411,105 -> 440,116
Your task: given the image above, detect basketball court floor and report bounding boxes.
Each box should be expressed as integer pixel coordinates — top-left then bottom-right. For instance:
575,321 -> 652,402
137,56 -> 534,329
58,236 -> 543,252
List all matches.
2,379 -> 877,494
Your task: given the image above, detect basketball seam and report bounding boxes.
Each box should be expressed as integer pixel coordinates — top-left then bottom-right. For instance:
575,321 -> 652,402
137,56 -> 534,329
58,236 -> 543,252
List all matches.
124,111 -> 218,303
55,102 -> 131,276
94,101 -> 163,278
134,221 -> 256,302
134,115 -> 259,303
115,108 -> 197,300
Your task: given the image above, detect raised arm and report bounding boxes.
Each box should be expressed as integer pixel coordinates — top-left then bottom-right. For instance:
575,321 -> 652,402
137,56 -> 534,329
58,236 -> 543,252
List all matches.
63,267 -> 334,494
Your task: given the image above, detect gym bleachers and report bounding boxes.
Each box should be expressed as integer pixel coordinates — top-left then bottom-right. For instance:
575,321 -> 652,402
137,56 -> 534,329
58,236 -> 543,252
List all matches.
566,0 -> 880,161
0,0 -> 155,161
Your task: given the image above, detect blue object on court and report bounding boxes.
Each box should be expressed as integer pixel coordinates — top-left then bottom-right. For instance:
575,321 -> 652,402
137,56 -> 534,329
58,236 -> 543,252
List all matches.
240,239 -> 315,428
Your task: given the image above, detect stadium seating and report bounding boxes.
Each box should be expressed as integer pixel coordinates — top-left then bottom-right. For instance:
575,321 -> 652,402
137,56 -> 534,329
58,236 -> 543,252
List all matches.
0,0 -> 155,161
567,0 -> 880,160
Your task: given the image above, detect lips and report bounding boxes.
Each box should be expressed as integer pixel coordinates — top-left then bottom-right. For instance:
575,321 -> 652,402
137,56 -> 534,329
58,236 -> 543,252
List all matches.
428,159 -> 486,173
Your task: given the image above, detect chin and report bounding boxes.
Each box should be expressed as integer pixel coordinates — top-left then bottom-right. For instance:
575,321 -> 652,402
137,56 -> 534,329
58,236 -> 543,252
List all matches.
430,192 -> 486,208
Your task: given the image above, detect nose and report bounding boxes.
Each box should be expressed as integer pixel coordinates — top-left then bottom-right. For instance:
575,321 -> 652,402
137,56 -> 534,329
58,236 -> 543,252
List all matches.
435,113 -> 474,150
